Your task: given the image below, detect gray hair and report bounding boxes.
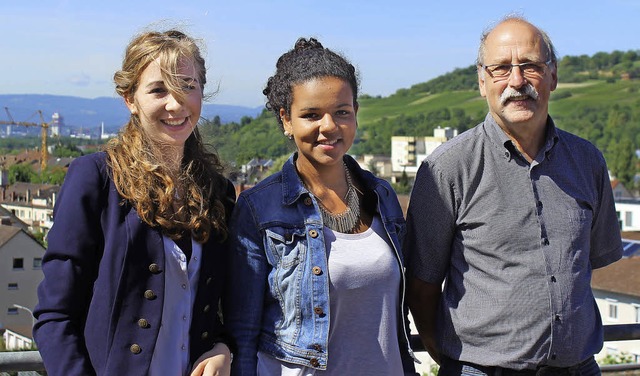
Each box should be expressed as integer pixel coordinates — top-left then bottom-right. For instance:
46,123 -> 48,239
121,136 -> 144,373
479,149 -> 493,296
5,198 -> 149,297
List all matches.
476,15 -> 558,66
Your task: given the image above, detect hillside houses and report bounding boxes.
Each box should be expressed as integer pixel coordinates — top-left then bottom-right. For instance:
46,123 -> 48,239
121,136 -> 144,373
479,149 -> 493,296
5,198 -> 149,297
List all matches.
593,232 -> 640,362
0,182 -> 59,235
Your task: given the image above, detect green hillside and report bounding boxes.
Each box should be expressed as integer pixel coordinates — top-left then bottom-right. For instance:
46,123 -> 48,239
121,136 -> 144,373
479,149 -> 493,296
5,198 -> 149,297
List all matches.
201,50 -> 640,188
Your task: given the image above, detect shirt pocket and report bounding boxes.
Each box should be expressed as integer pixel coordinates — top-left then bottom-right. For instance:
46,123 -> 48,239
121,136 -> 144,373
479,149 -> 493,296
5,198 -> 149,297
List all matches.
264,226 -> 306,269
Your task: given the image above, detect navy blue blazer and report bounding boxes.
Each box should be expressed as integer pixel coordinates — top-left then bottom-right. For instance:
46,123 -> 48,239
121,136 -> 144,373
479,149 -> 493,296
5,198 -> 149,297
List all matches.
34,152 -> 235,376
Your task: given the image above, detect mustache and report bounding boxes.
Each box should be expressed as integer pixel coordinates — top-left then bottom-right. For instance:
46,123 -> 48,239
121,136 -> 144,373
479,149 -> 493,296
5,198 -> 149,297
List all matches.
500,85 -> 539,105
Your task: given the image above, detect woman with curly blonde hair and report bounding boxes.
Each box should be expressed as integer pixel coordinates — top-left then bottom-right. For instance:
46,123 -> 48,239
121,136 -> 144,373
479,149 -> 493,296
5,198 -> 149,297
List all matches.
34,29 -> 235,376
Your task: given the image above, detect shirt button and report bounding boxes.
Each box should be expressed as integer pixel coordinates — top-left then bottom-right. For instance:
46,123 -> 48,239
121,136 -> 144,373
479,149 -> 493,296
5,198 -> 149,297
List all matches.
542,238 -> 549,246
203,305 -> 211,313
312,266 -> 322,275
312,343 -> 322,351
309,229 -> 319,238
182,284 -> 187,289
551,353 -> 557,360
182,344 -> 186,350
201,331 -> 209,340
313,307 -> 324,315
148,263 -> 162,274
206,277 -> 213,285
137,318 -> 150,328
310,358 -> 320,367
304,197 -> 313,206
551,276 -> 557,283
537,201 -> 543,208
130,344 -> 141,354
555,314 -> 561,322
144,290 -> 157,300
183,315 -> 188,321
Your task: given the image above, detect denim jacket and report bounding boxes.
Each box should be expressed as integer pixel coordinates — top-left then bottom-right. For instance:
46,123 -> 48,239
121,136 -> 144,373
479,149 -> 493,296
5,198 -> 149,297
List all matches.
225,153 -> 418,375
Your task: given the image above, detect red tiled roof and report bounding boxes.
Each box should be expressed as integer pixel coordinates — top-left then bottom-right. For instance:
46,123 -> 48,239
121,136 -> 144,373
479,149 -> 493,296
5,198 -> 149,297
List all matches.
591,256 -> 640,298
622,231 -> 640,241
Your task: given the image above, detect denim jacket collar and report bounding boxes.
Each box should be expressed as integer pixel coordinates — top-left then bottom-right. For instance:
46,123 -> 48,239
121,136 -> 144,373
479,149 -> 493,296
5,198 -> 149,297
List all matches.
280,153 -> 308,206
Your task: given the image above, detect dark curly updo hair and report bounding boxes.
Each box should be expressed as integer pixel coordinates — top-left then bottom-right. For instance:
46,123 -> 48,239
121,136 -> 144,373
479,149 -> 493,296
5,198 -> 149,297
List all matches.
263,37 -> 360,130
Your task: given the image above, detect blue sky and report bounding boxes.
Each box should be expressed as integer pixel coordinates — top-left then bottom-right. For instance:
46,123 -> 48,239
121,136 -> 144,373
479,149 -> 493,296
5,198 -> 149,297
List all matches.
2,0 -> 639,108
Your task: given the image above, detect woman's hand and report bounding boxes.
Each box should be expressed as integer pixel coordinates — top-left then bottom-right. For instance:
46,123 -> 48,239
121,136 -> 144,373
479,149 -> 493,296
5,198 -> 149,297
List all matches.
190,342 -> 232,376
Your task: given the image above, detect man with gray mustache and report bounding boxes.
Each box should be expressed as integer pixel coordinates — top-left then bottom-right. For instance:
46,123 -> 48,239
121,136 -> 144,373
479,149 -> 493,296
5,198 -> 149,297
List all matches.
405,16 -> 622,376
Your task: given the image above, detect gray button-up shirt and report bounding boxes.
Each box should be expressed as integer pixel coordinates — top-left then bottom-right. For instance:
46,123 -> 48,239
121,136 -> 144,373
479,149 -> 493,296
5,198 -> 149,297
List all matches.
406,113 -> 622,370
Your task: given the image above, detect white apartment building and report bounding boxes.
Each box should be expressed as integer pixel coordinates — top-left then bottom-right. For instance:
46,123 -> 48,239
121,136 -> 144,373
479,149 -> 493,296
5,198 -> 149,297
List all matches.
592,253 -> 640,362
391,127 -> 458,175
616,200 -> 640,232
356,154 -> 392,178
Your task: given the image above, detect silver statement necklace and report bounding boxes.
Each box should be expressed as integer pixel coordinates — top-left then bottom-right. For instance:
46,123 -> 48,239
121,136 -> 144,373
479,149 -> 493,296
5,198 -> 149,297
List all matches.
314,164 -> 361,234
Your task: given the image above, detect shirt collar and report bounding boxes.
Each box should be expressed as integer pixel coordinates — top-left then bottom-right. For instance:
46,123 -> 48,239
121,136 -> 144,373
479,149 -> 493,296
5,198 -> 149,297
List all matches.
484,113 -> 560,160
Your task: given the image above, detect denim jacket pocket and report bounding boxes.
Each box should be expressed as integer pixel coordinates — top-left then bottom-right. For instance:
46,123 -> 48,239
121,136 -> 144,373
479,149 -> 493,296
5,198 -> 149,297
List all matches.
264,227 -> 306,269
264,226 -> 307,340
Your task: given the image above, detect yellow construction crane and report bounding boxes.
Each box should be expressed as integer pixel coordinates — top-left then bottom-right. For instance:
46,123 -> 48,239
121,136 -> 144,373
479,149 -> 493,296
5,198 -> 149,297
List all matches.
0,107 -> 49,171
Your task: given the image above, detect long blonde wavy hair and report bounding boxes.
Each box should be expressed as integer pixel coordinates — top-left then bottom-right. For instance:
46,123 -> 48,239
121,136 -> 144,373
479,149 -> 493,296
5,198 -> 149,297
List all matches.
106,29 -> 229,243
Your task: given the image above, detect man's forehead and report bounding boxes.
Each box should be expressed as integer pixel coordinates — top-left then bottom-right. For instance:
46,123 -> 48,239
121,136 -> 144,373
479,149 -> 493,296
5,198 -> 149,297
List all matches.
484,23 -> 546,59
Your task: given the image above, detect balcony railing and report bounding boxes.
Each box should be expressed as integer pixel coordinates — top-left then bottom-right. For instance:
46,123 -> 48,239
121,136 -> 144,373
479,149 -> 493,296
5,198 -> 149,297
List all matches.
2,324 -> 640,373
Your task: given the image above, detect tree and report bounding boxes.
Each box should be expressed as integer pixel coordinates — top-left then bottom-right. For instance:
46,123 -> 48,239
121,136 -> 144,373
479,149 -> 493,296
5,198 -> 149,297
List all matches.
8,163 -> 35,184
609,138 -> 637,188
52,143 -> 83,158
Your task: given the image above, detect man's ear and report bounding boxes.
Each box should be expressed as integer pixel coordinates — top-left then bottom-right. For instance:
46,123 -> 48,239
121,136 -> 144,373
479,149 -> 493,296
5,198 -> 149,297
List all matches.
477,66 -> 487,98
549,63 -> 558,92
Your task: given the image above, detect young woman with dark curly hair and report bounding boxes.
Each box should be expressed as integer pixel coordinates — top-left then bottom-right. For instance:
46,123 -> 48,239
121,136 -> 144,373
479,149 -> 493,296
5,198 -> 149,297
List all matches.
225,37 -> 418,376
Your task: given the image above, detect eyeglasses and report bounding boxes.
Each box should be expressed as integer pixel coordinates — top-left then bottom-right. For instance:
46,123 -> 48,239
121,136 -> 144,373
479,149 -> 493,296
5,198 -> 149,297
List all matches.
482,60 -> 552,79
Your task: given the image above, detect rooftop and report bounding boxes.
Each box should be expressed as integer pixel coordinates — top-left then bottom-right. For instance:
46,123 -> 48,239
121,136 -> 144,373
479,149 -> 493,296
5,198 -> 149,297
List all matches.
592,254 -> 640,298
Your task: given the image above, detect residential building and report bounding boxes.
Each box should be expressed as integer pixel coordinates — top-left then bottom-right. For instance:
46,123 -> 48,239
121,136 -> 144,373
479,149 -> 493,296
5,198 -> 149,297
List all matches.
592,234 -> 640,362
356,154 -> 392,179
2,328 -> 33,350
0,182 -> 59,235
612,178 -> 635,201
616,200 -> 640,232
391,127 -> 458,175
0,225 -> 46,339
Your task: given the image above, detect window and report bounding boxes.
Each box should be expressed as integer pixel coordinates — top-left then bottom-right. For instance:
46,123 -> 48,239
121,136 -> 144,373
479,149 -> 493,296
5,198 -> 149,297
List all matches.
12,258 -> 24,270
33,258 -> 42,269
626,212 -> 633,227
607,299 -> 619,320
7,307 -> 18,315
635,305 -> 640,323
8,283 -> 18,290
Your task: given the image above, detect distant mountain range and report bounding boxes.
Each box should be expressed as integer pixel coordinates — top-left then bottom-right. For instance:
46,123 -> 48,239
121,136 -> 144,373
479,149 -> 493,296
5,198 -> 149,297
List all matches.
0,94 -> 263,134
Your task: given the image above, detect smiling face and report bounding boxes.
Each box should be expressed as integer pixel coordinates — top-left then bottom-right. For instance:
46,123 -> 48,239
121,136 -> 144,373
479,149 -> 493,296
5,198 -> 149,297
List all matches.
281,76 -> 358,172
125,58 -> 202,151
478,19 -> 557,134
